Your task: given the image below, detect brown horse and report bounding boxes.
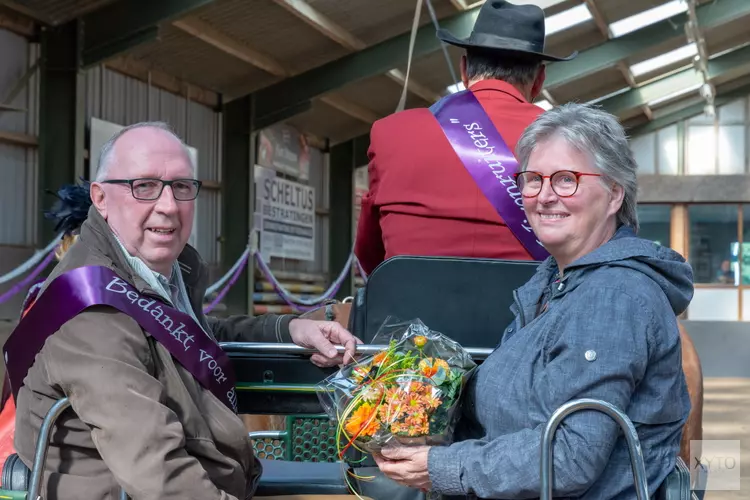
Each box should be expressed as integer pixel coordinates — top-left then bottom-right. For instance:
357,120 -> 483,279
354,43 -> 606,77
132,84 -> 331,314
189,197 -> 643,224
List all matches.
678,322 -> 703,471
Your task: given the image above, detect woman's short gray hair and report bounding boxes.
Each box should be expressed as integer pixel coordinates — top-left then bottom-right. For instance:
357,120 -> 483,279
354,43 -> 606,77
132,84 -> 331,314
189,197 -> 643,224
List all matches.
515,103 -> 639,232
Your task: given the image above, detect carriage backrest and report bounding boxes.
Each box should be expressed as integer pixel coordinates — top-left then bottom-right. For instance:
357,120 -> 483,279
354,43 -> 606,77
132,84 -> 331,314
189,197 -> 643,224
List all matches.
348,255 -> 539,346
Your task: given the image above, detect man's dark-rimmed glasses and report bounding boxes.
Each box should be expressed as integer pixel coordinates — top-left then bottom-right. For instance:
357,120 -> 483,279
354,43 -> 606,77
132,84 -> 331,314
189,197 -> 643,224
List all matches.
513,170 -> 601,198
102,178 -> 202,201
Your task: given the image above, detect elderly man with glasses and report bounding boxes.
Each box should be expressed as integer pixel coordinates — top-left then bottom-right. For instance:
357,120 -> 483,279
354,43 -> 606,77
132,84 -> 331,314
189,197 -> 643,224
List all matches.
6,121 -> 359,500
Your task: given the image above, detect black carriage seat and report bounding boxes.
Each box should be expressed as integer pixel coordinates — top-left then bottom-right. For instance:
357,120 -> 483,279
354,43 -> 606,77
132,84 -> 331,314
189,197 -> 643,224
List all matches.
348,255 -> 539,346
0,450 -> 695,498
255,458 -> 349,496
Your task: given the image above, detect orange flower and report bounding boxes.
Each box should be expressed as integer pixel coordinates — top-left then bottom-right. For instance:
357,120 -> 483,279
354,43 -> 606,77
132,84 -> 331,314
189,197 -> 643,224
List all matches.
413,336 -> 428,348
419,358 -> 450,379
424,393 -> 442,410
405,412 -> 428,428
372,351 -> 390,367
345,402 -> 381,437
408,381 -> 428,393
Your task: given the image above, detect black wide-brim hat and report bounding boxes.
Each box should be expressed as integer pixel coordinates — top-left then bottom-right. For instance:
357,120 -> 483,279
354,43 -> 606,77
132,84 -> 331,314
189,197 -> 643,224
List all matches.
437,0 -> 577,62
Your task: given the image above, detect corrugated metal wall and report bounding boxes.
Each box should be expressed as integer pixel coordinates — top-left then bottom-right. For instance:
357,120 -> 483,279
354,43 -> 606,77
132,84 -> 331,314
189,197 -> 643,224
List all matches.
0,37 -> 223,264
0,30 -> 39,247
84,66 -> 223,265
0,26 -> 335,303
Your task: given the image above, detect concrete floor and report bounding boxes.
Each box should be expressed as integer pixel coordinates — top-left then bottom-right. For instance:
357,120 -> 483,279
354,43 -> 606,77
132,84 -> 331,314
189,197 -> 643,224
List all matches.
701,378 -> 749,500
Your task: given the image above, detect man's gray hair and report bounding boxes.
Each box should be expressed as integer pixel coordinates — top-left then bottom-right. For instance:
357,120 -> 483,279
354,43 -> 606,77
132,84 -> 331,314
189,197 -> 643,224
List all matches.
95,121 -> 195,181
515,103 -> 640,232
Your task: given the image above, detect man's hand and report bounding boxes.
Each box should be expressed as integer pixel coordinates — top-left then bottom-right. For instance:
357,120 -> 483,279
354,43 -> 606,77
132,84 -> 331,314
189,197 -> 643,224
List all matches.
288,318 -> 361,367
373,445 -> 432,491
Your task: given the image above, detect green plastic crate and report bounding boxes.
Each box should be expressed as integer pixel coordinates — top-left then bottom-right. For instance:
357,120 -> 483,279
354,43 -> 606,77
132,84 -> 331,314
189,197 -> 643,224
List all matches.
250,414 -> 339,462
0,489 -> 27,499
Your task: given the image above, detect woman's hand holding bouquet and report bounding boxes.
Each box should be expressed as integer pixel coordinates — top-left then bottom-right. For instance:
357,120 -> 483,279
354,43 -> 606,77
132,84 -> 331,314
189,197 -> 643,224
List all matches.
318,318 -> 477,497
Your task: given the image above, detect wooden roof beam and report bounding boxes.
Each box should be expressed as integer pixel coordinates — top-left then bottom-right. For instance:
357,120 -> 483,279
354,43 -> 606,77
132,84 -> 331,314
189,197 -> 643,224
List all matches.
272,0 -> 442,104
244,0 -> 740,120
173,18 -> 288,76
81,0 -> 215,68
172,16 -> 380,124
321,94 -> 381,123
104,55 -> 220,108
0,5 -> 36,38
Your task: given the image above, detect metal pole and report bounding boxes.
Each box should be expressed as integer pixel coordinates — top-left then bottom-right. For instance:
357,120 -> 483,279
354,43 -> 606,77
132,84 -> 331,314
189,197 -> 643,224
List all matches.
248,430 -> 285,440
539,398 -> 650,500
28,397 -> 71,500
220,342 -> 493,360
28,397 -> 130,500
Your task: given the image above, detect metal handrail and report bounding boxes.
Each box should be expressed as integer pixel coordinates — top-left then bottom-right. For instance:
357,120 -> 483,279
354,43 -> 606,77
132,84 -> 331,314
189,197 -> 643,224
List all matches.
28,397 -> 129,500
248,430 -> 285,440
219,342 -> 493,360
539,398 -> 650,500
28,397 -> 71,500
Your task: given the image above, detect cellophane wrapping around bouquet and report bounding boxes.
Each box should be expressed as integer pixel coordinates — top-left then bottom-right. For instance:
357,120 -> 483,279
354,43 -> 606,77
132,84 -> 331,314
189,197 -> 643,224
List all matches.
318,319 -> 477,456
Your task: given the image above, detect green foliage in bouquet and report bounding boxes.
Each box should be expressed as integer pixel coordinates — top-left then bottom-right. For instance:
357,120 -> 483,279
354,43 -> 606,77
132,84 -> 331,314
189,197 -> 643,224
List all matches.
329,329 -> 476,456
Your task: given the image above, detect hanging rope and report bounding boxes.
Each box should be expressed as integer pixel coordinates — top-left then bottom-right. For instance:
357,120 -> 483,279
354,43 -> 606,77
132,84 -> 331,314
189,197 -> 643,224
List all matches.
0,234 -> 62,285
202,228 -> 361,311
203,250 -> 251,314
254,249 -> 354,307
395,0 -> 425,112
425,0 -> 460,86
355,258 -> 368,284
0,251 -> 55,305
204,247 -> 251,297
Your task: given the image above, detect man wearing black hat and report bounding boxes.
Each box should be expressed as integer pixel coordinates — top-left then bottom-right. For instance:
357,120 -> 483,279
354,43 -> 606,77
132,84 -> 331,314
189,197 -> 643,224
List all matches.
354,0 -> 575,275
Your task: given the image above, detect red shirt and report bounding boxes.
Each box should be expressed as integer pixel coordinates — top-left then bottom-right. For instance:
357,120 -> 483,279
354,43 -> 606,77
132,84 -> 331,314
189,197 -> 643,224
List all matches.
354,80 -> 544,275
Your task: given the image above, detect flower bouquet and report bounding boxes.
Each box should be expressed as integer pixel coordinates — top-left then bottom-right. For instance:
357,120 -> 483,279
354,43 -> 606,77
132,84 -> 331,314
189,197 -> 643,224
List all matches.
317,319 -> 477,458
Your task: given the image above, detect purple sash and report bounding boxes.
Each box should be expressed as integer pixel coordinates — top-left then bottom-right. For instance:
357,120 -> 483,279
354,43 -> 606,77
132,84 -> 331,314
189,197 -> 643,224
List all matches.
430,90 -> 550,261
3,265 -> 238,413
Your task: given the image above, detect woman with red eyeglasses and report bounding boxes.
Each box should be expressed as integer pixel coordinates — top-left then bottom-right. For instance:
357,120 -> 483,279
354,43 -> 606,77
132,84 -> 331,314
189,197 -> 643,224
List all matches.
373,103 -> 697,499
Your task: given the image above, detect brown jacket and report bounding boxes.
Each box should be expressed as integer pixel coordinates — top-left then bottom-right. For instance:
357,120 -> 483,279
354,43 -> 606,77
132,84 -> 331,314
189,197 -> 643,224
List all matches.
14,207 -> 295,500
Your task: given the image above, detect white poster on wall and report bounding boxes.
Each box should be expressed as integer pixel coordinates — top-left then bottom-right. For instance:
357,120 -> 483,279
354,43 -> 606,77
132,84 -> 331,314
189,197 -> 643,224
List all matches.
254,165 -> 316,262
88,117 -> 201,247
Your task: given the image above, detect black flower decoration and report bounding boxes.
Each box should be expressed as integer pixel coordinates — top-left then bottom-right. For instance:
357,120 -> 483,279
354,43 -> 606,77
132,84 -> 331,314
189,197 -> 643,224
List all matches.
44,178 -> 92,235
